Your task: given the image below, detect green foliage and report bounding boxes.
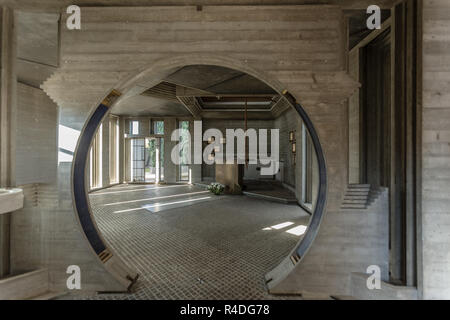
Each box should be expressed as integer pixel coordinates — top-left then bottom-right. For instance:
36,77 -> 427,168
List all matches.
207,182 -> 225,195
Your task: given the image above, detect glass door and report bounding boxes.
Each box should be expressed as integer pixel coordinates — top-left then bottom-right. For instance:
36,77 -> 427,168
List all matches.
145,138 -> 157,183
145,137 -> 164,183
131,138 -> 145,183
179,121 -> 190,181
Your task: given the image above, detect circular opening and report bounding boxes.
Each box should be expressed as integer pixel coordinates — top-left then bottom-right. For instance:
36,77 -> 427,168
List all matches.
72,62 -> 327,299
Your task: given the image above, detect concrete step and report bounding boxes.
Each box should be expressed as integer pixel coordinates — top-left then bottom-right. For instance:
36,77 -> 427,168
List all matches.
347,189 -> 370,194
0,269 -> 49,300
347,184 -> 371,188
346,188 -> 370,192
341,204 -> 367,209
341,184 -> 372,210
342,200 -> 367,204
344,195 -> 368,199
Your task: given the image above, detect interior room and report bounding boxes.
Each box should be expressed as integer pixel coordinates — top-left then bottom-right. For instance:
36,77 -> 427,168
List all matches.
83,65 -> 318,299
0,0 -> 447,301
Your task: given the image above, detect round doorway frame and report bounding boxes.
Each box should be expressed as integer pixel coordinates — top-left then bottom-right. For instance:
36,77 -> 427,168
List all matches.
71,55 -> 328,291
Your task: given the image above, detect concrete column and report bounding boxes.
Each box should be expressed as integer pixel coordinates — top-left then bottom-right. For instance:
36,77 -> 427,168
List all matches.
0,6 -> 16,278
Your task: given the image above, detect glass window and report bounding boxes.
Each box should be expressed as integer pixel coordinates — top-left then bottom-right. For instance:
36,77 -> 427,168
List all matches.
154,120 -> 164,135
179,121 -> 190,181
131,120 -> 139,135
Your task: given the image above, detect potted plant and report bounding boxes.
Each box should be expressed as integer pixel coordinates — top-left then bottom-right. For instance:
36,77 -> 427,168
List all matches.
207,182 -> 225,195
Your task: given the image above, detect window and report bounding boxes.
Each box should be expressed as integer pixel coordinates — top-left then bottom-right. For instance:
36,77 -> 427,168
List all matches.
90,123 -> 103,189
131,120 -> 139,135
153,120 -> 164,135
301,124 -> 313,204
131,138 -> 145,182
179,121 -> 190,181
109,116 -> 119,184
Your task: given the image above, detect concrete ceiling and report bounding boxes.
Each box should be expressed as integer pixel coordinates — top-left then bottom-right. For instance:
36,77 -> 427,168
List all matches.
112,94 -> 191,117
112,65 -> 280,118
6,0 -> 400,12
165,65 -> 276,95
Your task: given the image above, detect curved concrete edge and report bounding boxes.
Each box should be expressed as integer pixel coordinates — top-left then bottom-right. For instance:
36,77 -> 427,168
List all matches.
68,57 -> 324,293
265,256 -> 295,290
40,24 -> 357,290
71,90 -> 138,292
103,255 -> 139,292
264,95 -> 329,293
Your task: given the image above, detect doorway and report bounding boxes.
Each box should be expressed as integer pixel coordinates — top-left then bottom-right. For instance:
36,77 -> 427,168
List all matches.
131,137 -> 164,183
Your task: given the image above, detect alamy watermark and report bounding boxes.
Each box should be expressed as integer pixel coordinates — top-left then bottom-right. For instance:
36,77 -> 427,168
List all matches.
171,121 -> 280,176
366,265 -> 381,290
66,5 -> 81,30
66,265 -> 81,290
367,5 -> 381,30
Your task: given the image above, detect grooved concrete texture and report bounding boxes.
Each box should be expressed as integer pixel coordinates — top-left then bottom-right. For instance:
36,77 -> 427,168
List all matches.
41,5 -> 359,294
2,1 -> 400,12
69,184 -> 309,299
15,84 -> 57,186
422,0 -> 450,299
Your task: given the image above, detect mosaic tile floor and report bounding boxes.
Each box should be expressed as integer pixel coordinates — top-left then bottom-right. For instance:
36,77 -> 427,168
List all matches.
66,184 -> 310,300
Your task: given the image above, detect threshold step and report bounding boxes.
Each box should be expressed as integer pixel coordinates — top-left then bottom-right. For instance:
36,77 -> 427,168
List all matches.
243,191 -> 296,204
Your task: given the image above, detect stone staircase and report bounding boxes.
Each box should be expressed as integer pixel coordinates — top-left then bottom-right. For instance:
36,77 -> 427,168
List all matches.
341,184 -> 383,210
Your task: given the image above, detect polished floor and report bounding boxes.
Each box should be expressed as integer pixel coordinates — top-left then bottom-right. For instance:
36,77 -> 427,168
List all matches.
71,183 -> 310,300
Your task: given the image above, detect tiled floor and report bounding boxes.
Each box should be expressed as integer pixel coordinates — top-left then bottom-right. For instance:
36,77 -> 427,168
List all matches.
67,184 -> 310,300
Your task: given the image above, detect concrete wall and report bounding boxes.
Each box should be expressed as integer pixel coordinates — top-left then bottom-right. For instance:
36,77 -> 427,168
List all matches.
15,83 -> 57,185
422,0 -> 450,299
274,108 -> 299,188
41,5 -> 358,294
9,83 -> 57,275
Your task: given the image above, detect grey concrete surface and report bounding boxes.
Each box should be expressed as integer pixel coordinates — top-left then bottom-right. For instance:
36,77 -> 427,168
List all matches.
422,0 -> 450,299
65,184 -> 310,299
39,4 -> 357,294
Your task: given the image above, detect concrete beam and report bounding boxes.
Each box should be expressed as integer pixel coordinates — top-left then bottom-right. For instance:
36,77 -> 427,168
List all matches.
3,1 -> 399,12
0,7 -> 17,188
